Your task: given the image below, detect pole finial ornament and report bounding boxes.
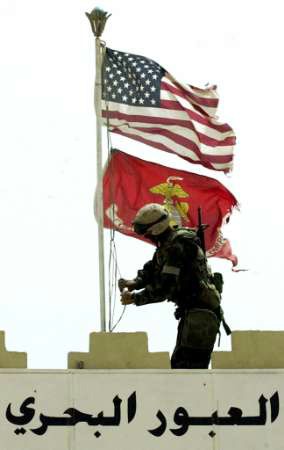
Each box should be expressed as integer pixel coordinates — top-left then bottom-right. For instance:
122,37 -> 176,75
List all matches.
85,7 -> 111,37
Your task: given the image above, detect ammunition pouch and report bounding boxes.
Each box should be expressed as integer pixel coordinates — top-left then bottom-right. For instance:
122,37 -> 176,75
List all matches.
212,272 -> 224,294
180,308 -> 220,351
199,282 -> 221,310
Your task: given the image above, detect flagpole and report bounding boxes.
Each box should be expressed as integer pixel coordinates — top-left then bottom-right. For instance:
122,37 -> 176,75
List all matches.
86,7 -> 111,332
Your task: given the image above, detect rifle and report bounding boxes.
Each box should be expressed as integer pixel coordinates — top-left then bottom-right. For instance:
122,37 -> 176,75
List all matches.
197,207 -> 231,335
197,207 -> 208,255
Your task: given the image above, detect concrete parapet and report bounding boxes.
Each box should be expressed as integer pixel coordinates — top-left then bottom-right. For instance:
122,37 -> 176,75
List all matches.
212,330 -> 284,369
0,331 -> 27,368
68,331 -> 171,369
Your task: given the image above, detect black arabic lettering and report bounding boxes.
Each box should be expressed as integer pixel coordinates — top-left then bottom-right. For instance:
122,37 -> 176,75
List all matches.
148,410 -> 167,437
170,407 -> 190,436
226,394 -> 267,426
214,406 -> 243,426
149,391 -> 279,437
30,409 -> 94,435
127,391 -> 137,423
95,395 -> 122,426
6,397 -> 36,433
30,395 -> 123,435
270,391 -> 280,423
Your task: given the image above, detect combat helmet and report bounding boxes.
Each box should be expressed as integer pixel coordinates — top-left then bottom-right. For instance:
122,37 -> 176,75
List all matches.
133,203 -> 170,236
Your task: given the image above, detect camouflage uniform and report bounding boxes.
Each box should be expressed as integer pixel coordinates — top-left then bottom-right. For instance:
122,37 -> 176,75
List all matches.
132,227 -> 222,369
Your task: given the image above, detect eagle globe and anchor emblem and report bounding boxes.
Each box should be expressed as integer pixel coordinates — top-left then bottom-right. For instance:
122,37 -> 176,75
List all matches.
106,176 -> 191,231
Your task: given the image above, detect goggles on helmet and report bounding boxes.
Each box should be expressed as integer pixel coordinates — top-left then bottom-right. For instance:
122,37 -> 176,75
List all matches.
133,212 -> 168,235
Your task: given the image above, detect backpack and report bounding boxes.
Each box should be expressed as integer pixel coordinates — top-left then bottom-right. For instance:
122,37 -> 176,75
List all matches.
171,227 -> 231,336
171,227 -> 221,310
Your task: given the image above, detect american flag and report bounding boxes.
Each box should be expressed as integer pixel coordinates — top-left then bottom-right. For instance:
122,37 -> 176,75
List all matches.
102,48 -> 236,173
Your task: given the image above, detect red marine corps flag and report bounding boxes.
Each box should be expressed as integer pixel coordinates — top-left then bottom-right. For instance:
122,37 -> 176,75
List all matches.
102,48 -> 236,173
103,150 -> 239,266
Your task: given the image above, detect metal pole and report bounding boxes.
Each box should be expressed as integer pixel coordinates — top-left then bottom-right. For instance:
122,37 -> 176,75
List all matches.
86,8 -> 111,332
95,36 -> 106,332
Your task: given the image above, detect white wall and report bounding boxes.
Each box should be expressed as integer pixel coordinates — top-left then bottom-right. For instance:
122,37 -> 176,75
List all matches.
0,369 -> 282,449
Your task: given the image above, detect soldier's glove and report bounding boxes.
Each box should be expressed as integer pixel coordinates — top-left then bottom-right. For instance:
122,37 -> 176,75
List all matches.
120,289 -> 135,305
118,278 -> 136,292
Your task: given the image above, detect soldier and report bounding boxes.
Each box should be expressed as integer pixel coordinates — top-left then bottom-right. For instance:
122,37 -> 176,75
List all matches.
119,203 -> 228,369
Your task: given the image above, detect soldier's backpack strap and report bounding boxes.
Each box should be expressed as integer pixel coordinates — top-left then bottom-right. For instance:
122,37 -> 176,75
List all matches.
220,307 -> 232,335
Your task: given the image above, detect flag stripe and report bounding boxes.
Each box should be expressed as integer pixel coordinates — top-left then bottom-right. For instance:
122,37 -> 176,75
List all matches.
132,126 -> 234,158
109,121 -> 234,160
102,108 -> 234,171
160,99 -> 233,133
112,126 -> 199,161
162,78 -> 230,129
161,80 -> 216,119
102,102 -> 235,141
162,77 -> 218,111
102,113 -> 235,152
112,127 -> 233,170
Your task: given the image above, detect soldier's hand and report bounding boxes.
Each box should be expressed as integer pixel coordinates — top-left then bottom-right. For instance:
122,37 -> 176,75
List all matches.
120,289 -> 135,305
118,278 -> 136,292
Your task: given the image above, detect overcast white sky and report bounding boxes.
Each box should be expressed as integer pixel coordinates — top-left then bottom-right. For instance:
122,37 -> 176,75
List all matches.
0,0 -> 283,368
